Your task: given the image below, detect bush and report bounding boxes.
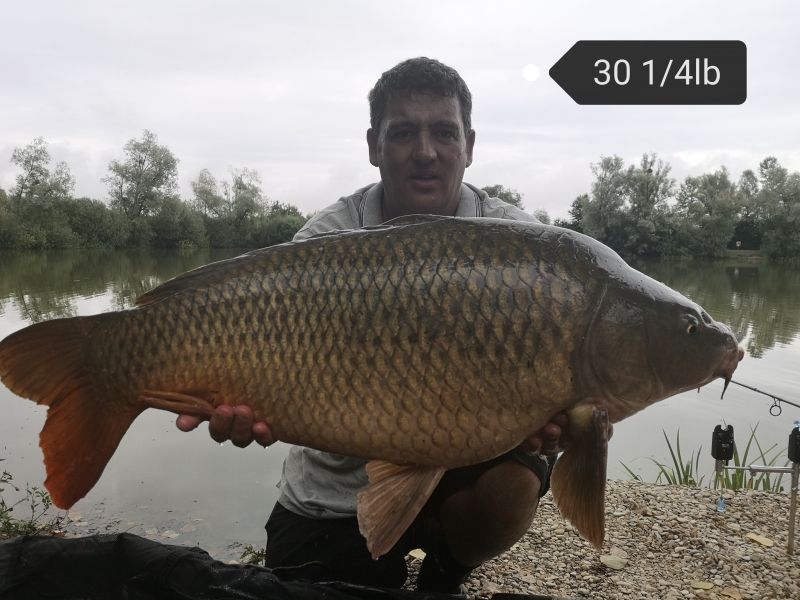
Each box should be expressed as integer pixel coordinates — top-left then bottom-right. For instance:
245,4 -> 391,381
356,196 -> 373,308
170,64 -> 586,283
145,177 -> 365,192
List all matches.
150,197 -> 208,249
760,205 -> 800,260
58,197 -> 130,248
249,214 -> 308,248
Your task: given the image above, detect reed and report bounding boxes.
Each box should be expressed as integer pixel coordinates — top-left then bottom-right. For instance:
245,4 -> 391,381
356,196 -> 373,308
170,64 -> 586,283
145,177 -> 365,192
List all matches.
712,424 -> 789,493
619,424 -> 789,492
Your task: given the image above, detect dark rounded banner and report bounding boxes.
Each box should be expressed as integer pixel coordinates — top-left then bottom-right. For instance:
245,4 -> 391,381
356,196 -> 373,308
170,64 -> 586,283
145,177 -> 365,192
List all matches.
549,41 -> 747,105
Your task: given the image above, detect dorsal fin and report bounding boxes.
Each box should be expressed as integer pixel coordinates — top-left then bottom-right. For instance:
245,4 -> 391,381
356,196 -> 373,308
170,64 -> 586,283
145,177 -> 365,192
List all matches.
134,245 -> 294,306
135,255 -> 246,306
137,215 -> 450,306
367,214 -> 451,229
305,228 -> 355,240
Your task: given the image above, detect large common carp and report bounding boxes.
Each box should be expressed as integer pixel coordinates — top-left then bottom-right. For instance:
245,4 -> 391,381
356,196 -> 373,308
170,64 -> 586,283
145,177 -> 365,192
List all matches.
0,216 -> 741,557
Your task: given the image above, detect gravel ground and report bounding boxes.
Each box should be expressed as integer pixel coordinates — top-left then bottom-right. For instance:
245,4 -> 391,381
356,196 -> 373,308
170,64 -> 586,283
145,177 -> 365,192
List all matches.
407,480 -> 800,600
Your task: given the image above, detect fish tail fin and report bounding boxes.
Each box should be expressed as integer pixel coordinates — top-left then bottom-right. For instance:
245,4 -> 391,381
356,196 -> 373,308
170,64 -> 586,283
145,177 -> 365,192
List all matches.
550,405 -> 609,550
0,315 -> 142,510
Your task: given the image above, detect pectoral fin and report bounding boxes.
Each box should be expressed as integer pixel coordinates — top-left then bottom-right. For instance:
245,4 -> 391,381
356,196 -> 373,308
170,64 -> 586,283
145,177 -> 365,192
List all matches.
357,461 -> 446,560
141,390 -> 216,418
550,404 -> 609,550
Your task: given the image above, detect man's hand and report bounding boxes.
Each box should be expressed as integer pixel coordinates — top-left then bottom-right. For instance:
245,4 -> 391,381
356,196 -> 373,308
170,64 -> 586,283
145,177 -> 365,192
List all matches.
176,405 -> 276,448
521,410 -> 614,456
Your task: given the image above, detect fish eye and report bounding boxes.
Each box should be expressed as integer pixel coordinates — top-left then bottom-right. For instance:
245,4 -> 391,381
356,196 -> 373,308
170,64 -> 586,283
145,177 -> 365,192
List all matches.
684,315 -> 699,334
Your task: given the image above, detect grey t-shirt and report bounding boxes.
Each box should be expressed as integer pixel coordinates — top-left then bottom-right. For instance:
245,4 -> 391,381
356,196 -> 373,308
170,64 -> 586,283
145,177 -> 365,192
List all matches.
277,181 -> 539,519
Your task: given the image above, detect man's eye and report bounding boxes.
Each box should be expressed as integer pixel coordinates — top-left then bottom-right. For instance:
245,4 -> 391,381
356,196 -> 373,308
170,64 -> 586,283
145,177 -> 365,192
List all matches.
438,130 -> 457,139
393,130 -> 412,139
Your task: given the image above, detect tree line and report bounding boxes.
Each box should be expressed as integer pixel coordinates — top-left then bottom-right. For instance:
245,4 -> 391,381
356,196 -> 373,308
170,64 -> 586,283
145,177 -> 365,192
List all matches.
0,131 -> 308,250
1,134 -> 798,259
549,153 -> 800,260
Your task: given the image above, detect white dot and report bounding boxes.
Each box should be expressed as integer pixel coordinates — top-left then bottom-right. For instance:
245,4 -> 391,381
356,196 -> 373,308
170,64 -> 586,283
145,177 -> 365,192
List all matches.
522,64 -> 540,82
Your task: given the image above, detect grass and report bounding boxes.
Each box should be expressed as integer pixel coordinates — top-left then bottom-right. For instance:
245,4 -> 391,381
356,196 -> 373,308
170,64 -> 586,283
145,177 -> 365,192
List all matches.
238,543 -> 267,565
0,458 -> 64,539
620,425 -> 789,492
620,429 -> 704,487
712,424 -> 789,493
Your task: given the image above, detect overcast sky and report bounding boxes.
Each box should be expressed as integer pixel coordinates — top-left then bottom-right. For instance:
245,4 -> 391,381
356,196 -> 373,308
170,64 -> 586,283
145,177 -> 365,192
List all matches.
1,1 -> 798,219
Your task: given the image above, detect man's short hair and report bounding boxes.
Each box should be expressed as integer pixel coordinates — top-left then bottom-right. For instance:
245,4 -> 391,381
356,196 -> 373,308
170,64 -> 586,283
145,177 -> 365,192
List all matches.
368,57 -> 473,134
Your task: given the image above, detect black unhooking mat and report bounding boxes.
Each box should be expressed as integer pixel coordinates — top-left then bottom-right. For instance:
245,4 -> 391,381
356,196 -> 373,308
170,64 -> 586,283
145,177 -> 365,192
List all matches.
0,532 -> 458,600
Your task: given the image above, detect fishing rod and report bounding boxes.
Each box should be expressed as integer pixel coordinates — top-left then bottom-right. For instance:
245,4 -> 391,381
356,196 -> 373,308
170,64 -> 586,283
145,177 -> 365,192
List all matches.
729,379 -> 800,416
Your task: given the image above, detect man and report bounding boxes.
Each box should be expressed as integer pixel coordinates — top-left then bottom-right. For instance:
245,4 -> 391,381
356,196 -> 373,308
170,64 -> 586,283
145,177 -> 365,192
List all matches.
178,57 -> 579,594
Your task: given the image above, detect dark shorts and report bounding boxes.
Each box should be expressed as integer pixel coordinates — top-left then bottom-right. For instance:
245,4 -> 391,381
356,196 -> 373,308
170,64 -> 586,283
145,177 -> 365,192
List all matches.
264,449 -> 553,589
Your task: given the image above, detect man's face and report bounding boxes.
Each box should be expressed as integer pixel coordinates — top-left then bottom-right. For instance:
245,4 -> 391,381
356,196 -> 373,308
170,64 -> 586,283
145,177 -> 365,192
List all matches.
367,94 -> 475,221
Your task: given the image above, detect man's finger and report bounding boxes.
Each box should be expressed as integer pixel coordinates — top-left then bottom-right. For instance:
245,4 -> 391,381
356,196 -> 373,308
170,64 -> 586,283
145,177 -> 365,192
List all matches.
549,411 -> 570,429
176,415 -> 202,432
521,434 -> 543,454
253,422 -> 277,448
209,405 -> 236,443
230,406 -> 256,448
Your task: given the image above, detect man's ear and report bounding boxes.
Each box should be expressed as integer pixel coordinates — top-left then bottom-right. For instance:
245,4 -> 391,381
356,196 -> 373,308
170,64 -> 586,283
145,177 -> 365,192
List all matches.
465,129 -> 476,168
367,129 -> 379,167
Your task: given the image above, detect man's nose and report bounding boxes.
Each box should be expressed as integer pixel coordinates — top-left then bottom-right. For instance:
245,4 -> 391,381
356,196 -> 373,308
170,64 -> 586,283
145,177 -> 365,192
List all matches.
412,132 -> 436,162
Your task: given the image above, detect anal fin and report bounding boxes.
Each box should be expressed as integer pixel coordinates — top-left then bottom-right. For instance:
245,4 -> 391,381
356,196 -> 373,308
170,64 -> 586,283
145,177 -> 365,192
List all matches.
550,405 -> 609,550
357,461 -> 446,560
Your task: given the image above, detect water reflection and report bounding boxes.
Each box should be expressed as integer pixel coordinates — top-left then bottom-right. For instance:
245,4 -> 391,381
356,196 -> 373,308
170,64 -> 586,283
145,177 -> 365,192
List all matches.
630,259 -> 800,359
0,248 -> 244,323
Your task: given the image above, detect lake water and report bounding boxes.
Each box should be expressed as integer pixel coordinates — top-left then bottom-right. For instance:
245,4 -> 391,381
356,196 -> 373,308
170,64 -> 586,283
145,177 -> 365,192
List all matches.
1,249 -> 798,560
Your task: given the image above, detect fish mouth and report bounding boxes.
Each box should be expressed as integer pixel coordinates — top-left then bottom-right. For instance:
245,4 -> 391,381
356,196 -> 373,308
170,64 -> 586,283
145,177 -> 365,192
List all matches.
716,343 -> 744,398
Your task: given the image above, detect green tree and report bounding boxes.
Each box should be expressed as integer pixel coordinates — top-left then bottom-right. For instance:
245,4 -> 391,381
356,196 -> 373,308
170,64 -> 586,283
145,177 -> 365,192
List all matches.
249,213 -> 309,248
531,208 -> 551,224
621,153 -> 675,256
625,153 -> 674,218
480,184 -> 525,209
103,130 -> 179,219
674,167 -> 739,257
59,197 -> 130,249
554,194 -> 586,233
580,155 -> 629,250
756,158 -> 800,259
10,137 -> 75,203
568,194 -> 585,231
191,167 -> 269,247
730,169 -> 762,250
3,138 -> 78,248
738,169 -> 760,213
10,137 -> 50,201
150,196 -> 208,249
191,167 -> 264,224
0,187 -> 10,247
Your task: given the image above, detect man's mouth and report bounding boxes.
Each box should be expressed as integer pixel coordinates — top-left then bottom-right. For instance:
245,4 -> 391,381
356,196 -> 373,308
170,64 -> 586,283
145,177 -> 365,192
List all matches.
407,173 -> 439,191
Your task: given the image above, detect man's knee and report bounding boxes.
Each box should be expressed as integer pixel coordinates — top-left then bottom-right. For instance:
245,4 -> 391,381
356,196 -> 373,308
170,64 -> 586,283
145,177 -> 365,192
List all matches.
437,460 -> 543,566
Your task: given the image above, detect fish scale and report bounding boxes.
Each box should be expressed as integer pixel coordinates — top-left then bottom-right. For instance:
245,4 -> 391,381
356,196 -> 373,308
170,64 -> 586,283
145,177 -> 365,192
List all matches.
93,220 -> 577,467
